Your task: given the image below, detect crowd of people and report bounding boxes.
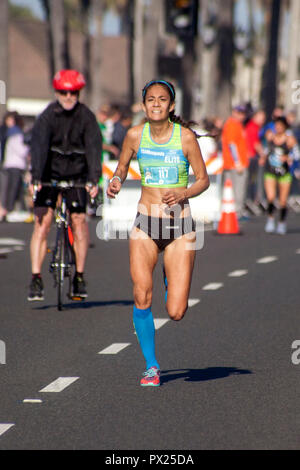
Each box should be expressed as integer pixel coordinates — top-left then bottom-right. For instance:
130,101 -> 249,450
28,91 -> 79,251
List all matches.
1,88 -> 300,236
199,103 -> 300,234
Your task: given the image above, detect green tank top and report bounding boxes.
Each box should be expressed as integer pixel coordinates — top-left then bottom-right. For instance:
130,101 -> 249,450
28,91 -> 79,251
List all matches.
137,122 -> 189,188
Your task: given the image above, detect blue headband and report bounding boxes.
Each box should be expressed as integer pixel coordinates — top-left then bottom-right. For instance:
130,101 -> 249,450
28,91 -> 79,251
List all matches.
142,80 -> 175,99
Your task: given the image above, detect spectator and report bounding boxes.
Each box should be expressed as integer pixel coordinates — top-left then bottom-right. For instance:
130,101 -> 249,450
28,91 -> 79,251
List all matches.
108,104 -> 127,158
259,105 -> 284,144
221,105 -> 249,220
245,109 -> 266,211
0,111 -> 29,221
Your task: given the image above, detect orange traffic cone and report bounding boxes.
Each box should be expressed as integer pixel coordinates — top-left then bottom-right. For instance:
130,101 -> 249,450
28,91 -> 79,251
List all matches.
217,178 -> 240,235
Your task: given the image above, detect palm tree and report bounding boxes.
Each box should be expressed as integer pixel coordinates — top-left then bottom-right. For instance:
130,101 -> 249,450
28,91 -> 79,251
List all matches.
285,0 -> 300,112
215,0 -> 234,118
0,0 -> 9,119
260,0 -> 281,119
40,0 -> 70,76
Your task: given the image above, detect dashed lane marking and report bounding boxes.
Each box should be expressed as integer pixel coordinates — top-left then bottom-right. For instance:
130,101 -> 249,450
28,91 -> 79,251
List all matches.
256,256 -> 278,264
0,424 -> 14,437
0,248 -> 14,254
154,319 -> 170,330
23,399 -> 43,404
39,377 -> 79,393
98,343 -> 131,354
188,298 -> 200,307
296,249 -> 300,254
202,283 -> 223,290
228,270 -> 248,277
0,238 -> 25,246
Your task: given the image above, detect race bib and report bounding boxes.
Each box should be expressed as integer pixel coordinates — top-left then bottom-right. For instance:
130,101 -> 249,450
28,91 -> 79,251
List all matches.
269,152 -> 282,168
144,166 -> 178,185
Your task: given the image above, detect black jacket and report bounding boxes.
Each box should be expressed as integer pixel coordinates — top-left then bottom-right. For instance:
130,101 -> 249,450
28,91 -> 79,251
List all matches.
30,101 -> 102,184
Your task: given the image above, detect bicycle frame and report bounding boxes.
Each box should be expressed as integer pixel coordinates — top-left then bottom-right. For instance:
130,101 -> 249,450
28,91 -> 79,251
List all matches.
33,180 -> 89,310
50,189 -> 75,310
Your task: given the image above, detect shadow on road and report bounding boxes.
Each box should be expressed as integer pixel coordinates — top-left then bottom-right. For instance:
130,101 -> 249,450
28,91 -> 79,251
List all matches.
33,299 -> 134,310
160,367 -> 252,384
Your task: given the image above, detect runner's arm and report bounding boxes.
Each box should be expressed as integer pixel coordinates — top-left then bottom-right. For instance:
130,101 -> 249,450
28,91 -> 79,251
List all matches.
106,127 -> 138,198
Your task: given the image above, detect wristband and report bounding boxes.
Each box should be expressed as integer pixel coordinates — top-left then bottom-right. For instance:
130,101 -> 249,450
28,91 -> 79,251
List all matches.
110,175 -> 122,184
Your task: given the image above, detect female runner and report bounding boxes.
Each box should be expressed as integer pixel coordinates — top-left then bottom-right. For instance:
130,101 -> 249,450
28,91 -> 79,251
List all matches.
107,80 -> 209,386
263,116 -> 299,234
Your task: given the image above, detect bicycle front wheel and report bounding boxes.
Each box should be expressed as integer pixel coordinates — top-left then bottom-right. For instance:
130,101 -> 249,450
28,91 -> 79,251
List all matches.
57,227 -> 67,311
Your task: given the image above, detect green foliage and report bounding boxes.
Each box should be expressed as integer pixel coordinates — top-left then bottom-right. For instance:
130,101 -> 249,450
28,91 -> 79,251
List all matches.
9,2 -> 38,20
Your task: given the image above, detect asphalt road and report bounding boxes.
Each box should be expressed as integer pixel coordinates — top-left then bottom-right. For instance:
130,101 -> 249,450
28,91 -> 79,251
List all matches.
0,213 -> 300,451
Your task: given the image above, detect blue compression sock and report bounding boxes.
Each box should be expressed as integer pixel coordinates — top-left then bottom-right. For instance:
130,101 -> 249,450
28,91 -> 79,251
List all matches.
133,305 -> 160,370
163,266 -> 168,303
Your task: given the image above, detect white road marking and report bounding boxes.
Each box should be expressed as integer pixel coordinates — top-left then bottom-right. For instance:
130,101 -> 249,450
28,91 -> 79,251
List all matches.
296,249 -> 300,254
0,238 -> 25,246
228,270 -> 248,277
0,424 -> 14,436
0,248 -> 14,254
257,256 -> 278,264
202,283 -> 223,290
13,246 -> 24,251
154,318 -> 169,330
188,298 -> 200,307
39,377 -> 79,393
98,343 -> 131,354
23,399 -> 43,404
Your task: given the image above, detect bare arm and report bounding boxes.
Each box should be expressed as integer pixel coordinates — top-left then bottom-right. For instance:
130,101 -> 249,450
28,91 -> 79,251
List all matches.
106,126 -> 140,198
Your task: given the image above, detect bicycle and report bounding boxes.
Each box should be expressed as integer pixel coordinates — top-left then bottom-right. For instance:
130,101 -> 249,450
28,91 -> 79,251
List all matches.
33,180 -> 90,311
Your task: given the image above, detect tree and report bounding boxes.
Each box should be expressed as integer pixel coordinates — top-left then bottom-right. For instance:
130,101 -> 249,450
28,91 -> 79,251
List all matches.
0,0 -> 9,120
260,0 -> 281,119
89,0 -> 105,111
285,0 -> 300,113
215,0 -> 234,118
80,0 -> 92,104
40,0 -> 70,78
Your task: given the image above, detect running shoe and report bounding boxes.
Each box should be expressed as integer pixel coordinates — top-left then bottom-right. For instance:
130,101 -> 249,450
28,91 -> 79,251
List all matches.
28,276 -> 44,301
265,217 -> 275,233
140,366 -> 161,387
276,222 -> 287,235
71,274 -> 87,299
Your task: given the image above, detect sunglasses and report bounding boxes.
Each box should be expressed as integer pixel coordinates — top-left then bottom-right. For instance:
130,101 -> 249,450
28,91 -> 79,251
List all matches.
57,90 -> 79,96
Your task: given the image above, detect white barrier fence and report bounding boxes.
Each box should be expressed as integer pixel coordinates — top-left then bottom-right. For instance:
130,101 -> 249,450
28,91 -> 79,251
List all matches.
99,152 -> 223,239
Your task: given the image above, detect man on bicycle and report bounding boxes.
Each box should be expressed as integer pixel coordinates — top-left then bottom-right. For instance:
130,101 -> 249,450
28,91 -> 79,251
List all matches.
28,69 -> 102,301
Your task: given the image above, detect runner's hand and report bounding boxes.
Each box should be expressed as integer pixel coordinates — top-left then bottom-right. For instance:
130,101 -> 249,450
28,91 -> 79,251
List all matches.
107,178 -> 122,199
162,189 -> 187,207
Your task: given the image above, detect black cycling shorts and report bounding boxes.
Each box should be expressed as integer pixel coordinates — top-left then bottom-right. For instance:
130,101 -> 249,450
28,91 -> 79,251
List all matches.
34,184 -> 87,213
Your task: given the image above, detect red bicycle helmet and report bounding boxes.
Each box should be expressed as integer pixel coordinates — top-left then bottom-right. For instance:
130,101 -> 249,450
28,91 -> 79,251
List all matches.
52,69 -> 86,91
